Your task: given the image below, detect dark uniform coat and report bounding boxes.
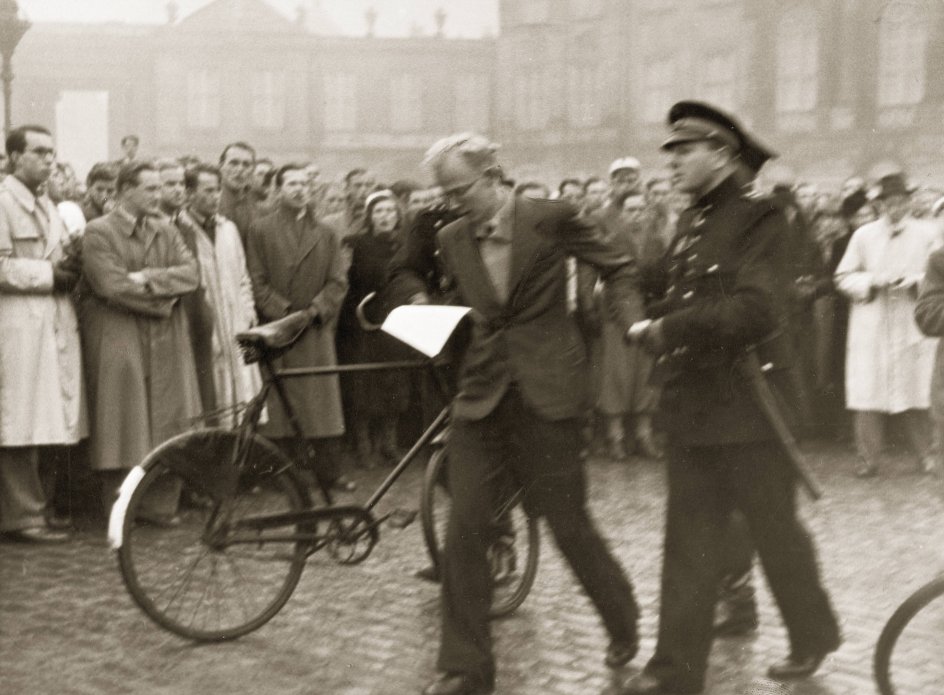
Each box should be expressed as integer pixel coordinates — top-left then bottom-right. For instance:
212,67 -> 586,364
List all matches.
648,174 -> 798,444
245,205 -> 347,438
641,173 -> 840,693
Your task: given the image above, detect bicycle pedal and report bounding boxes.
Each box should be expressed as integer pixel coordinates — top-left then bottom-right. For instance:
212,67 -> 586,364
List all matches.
386,508 -> 417,529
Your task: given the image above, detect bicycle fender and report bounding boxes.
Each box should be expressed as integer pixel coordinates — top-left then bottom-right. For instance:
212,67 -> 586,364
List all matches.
107,429 -> 226,551
107,465 -> 146,550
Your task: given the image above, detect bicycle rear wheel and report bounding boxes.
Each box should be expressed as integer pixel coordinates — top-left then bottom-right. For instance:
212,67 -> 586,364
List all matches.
874,574 -> 944,694
420,446 -> 540,618
116,429 -> 309,642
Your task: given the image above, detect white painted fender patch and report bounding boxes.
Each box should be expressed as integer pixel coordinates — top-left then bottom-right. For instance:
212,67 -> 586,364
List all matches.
107,466 -> 147,550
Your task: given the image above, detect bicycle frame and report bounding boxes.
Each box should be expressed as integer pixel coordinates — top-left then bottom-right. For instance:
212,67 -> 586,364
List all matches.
214,351 -> 451,557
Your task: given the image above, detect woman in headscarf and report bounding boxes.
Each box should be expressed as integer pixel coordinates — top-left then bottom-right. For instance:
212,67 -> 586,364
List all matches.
336,189 -> 413,468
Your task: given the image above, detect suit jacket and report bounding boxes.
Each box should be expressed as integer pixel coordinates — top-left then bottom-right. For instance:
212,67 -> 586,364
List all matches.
435,195 -> 640,422
648,174 -> 797,446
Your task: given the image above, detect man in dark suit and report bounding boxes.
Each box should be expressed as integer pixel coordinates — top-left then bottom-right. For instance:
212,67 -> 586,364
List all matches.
417,134 -> 641,695
618,102 -> 840,695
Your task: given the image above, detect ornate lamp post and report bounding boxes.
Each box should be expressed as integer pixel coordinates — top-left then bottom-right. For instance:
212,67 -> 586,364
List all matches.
0,0 -> 30,137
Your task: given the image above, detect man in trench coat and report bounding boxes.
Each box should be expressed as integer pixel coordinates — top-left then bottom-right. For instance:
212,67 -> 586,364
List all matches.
0,124 -> 86,543
80,161 -> 202,519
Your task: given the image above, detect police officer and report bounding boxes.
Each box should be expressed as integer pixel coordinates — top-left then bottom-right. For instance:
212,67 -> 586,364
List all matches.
617,102 -> 841,694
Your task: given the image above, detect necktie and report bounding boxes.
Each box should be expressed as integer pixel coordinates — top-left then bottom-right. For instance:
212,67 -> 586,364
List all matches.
203,214 -> 216,242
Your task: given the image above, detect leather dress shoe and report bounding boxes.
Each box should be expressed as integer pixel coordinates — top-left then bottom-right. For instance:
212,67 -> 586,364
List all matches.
421,672 -> 492,695
766,651 -> 827,680
604,639 -> 638,668
3,526 -> 71,544
613,672 -> 667,694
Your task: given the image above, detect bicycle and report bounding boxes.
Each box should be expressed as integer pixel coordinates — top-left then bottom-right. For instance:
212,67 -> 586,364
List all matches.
109,310 -> 539,642
874,573 -> 944,694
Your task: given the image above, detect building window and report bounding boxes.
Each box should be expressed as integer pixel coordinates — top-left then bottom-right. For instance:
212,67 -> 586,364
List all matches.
642,56 -> 675,124
251,71 -> 286,131
567,65 -> 602,127
454,73 -> 490,132
324,73 -> 357,132
514,71 -> 550,130
877,2 -> 928,106
186,69 -> 220,129
521,0 -> 550,23
390,74 -> 423,133
570,0 -> 603,19
775,8 -> 819,113
695,50 -> 739,112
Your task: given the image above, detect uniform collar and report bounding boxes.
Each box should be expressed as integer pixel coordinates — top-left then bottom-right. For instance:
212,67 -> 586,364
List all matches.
694,173 -> 740,210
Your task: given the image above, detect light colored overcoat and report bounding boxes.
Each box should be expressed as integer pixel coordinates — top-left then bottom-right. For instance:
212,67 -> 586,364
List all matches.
835,216 -> 939,413
80,207 -> 202,470
0,175 -> 87,446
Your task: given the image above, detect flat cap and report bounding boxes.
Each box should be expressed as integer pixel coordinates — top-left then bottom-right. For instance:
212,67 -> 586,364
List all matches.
608,156 -> 642,176
662,100 -> 777,174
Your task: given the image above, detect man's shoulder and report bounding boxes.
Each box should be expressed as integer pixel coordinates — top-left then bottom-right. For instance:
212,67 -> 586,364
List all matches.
517,195 -> 580,227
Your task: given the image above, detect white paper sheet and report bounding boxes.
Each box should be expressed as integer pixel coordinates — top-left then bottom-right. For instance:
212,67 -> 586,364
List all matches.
381,305 -> 472,358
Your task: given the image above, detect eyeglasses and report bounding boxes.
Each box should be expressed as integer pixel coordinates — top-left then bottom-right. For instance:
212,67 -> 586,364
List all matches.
443,175 -> 482,199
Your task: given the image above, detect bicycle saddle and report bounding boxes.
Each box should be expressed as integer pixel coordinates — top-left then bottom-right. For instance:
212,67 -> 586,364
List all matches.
236,310 -> 313,363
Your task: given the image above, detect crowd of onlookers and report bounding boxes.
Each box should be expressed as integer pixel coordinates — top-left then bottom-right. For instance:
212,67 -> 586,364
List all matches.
2,124 -> 944,544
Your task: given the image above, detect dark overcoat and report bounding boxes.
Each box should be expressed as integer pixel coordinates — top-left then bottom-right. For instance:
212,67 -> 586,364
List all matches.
245,205 -> 347,438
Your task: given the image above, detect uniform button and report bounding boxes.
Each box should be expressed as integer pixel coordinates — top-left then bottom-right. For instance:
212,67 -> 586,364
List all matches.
688,253 -> 698,262
707,264 -> 719,273
683,290 -> 694,300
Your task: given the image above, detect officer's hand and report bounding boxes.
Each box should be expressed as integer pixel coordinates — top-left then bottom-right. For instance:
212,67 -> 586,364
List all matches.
410,291 -> 430,305
626,318 -> 666,355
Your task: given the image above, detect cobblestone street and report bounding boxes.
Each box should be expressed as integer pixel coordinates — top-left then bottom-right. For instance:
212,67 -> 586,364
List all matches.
2,442 -> 944,695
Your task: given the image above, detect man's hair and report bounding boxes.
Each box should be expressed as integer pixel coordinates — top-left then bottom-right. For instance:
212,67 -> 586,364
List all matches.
423,133 -> 501,180
583,175 -> 604,192
6,125 -> 51,157
219,141 -> 256,165
117,160 -> 157,193
275,162 -> 306,188
155,157 -> 184,174
613,188 -> 647,211
558,178 -> 582,196
645,176 -> 668,191
86,161 -> 119,186
390,179 -> 422,200
120,134 -> 140,147
344,168 -> 367,186
514,181 -> 549,197
184,164 -> 221,192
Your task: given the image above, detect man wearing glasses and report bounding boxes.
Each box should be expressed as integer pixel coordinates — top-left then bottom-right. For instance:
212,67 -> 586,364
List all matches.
0,125 -> 86,543
416,134 -> 642,695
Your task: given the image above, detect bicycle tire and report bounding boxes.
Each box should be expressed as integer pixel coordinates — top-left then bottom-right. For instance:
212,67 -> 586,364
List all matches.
420,446 -> 540,618
874,574 -> 944,695
117,429 -> 309,642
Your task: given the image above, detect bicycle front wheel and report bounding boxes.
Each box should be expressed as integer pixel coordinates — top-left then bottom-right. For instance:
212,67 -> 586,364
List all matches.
421,446 -> 540,618
874,574 -> 944,694
116,429 -> 309,642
